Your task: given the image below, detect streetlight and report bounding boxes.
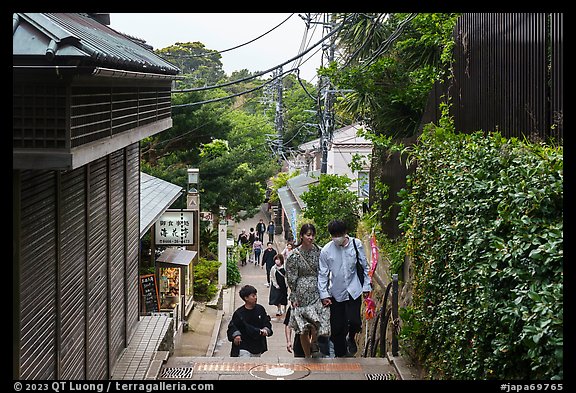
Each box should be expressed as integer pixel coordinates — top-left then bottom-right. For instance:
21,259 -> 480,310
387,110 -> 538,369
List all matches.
186,168 -> 200,311
187,168 -> 199,193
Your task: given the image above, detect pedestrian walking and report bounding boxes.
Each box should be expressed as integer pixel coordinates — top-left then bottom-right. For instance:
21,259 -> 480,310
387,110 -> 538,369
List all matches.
256,219 -> 266,243
237,229 -> 250,266
318,219 -> 371,357
248,228 -> 256,262
227,285 -> 273,357
281,241 -> 294,261
269,254 -> 288,316
267,221 -> 275,243
261,242 -> 277,287
285,223 -> 331,358
252,238 -> 263,266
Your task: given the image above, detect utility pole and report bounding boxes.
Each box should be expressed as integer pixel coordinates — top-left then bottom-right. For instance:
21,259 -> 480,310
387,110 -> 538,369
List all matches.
317,13 -> 336,174
274,66 -> 284,161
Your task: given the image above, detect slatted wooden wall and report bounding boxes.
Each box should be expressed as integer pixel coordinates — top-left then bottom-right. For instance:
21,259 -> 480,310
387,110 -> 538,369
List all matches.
14,144 -> 140,380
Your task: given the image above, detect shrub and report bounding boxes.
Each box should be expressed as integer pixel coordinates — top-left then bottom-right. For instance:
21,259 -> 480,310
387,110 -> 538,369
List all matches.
193,258 -> 220,302
398,125 -> 563,379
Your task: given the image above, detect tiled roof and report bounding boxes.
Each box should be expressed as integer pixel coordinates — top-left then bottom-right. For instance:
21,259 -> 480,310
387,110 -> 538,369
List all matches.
13,13 -> 180,75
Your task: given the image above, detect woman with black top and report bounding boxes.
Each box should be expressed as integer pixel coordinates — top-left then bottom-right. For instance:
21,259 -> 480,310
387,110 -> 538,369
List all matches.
269,254 -> 288,316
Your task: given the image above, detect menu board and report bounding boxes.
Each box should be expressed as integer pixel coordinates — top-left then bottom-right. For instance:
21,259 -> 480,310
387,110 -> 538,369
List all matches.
139,274 -> 160,313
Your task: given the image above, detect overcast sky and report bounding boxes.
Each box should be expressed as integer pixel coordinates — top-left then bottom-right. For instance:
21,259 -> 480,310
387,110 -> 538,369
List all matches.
109,13 -> 325,83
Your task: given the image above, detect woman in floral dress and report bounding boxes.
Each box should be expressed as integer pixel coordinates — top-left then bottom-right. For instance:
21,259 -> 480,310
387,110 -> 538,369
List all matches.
285,223 -> 330,357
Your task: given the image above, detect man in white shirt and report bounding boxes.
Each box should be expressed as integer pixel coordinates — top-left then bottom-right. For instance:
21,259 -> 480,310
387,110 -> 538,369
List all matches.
318,220 -> 371,357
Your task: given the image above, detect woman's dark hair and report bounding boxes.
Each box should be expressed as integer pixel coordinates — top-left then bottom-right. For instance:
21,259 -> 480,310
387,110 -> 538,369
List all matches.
239,284 -> 257,300
327,220 -> 347,236
274,253 -> 285,264
294,223 -> 316,247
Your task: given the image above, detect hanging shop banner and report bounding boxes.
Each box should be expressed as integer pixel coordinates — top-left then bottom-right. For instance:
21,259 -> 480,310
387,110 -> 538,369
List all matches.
369,232 -> 379,278
155,209 -> 194,245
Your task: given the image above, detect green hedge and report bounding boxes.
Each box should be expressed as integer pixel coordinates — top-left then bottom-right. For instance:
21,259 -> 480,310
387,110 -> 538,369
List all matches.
193,258 -> 220,302
398,125 -> 563,379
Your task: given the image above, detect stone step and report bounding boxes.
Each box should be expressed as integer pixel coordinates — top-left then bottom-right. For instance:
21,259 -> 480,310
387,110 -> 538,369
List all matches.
161,356 -> 399,380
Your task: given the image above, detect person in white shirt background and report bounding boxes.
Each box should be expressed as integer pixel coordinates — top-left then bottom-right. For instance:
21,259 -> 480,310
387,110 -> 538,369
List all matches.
318,219 -> 371,357
281,241 -> 294,261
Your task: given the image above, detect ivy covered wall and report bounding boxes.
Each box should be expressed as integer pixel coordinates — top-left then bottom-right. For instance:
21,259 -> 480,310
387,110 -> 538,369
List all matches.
397,124 -> 563,379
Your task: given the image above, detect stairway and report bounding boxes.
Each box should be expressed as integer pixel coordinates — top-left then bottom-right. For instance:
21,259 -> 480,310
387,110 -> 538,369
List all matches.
160,355 -> 399,380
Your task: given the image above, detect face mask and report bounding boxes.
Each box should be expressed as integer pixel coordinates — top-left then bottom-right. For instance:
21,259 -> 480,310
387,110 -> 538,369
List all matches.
333,236 -> 346,246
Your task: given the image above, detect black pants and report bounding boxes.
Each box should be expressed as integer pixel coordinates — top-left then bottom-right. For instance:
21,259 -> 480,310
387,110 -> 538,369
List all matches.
329,294 -> 362,357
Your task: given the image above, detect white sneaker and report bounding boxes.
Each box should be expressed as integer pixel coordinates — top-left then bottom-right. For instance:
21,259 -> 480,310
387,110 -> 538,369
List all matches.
264,283 -> 270,288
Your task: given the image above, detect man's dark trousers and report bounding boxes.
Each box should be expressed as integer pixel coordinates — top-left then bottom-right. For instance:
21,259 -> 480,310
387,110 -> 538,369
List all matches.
329,294 -> 362,357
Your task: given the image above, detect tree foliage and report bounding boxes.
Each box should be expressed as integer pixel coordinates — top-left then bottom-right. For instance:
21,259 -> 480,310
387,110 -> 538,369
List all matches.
300,174 -> 361,244
267,170 -> 300,204
398,124 -> 563,380
156,42 -> 225,84
278,74 -> 318,150
197,110 -> 279,220
141,42 -> 321,222
321,13 -> 459,139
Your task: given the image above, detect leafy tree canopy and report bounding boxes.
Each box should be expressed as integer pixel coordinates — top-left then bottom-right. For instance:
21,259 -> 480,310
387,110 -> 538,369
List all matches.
142,41 -> 324,222
320,13 -> 459,139
300,174 -> 361,244
156,42 -> 225,84
197,110 -> 280,220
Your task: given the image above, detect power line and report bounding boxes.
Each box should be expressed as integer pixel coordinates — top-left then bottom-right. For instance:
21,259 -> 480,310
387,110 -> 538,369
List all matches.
358,13 -> 417,71
171,14 -> 355,94
172,67 -> 298,108
162,14 -> 295,58
142,83 -> 265,155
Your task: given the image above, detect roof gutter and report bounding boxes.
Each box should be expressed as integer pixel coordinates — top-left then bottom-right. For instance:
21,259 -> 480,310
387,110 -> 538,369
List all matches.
13,65 -> 181,80
91,66 -> 182,80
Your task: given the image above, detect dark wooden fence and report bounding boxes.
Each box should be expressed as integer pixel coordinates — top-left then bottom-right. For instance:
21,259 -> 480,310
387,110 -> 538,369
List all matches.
436,13 -> 563,143
378,13 -> 563,238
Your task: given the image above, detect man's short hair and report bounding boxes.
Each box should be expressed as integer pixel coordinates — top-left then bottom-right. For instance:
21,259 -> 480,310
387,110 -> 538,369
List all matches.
239,284 -> 257,300
327,220 -> 347,236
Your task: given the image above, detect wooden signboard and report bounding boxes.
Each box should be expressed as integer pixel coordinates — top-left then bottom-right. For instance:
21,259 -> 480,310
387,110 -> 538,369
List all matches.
140,274 -> 160,314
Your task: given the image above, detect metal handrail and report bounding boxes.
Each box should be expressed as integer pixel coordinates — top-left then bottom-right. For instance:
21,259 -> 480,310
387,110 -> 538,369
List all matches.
363,273 -> 399,357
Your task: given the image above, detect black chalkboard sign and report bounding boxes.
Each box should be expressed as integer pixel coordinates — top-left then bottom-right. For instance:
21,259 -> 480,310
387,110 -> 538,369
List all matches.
140,274 -> 160,313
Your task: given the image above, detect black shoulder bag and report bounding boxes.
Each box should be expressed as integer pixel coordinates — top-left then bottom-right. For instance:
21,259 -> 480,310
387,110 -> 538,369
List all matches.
352,238 -> 365,286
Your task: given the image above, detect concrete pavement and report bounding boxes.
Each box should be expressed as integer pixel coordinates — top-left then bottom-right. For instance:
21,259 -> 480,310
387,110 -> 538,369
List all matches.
160,207 -> 417,380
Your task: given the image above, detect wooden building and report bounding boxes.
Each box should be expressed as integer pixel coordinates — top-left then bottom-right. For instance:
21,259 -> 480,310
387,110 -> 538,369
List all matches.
12,13 -> 180,379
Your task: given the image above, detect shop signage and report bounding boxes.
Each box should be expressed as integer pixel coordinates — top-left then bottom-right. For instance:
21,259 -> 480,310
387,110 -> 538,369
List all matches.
200,211 -> 213,222
140,274 -> 160,313
155,209 -> 194,245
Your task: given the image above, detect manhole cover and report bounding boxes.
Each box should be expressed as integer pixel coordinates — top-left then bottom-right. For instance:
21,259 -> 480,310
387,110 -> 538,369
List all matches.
249,364 -> 310,380
160,367 -> 194,379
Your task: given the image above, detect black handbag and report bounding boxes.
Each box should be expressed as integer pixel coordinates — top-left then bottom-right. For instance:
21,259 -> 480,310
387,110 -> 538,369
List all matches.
352,238 -> 365,286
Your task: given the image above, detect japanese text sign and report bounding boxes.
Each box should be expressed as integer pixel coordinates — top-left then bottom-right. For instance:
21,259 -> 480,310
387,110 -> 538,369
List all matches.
155,209 -> 194,245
